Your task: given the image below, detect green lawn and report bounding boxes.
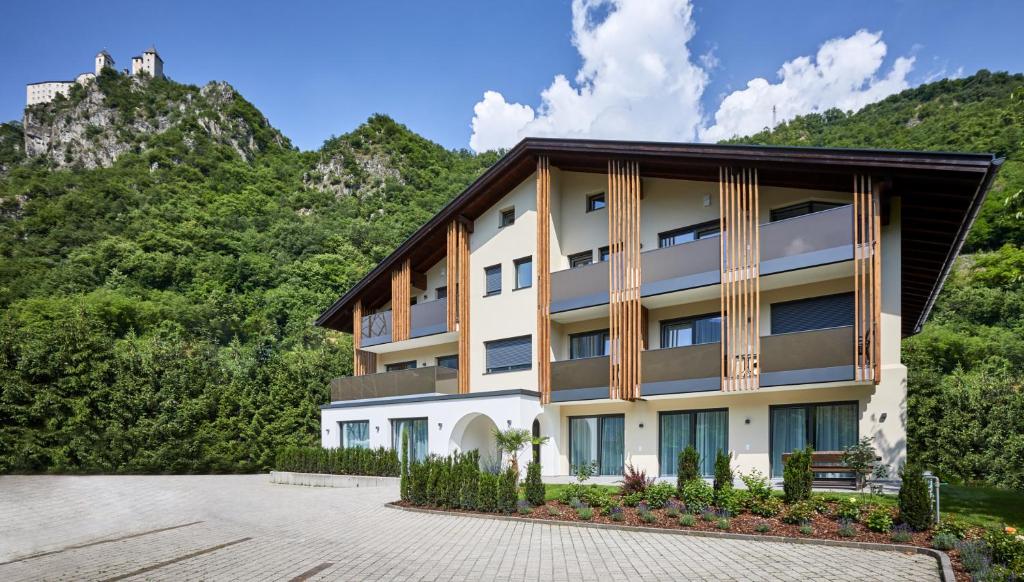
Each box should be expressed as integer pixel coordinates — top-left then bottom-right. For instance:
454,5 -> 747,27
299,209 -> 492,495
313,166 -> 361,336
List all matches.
539,483 -> 620,502
941,484 -> 1024,528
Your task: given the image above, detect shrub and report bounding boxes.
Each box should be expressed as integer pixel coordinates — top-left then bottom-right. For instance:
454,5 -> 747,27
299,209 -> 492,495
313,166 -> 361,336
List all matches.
748,496 -> 783,518
808,495 -> 828,514
755,522 -> 771,533
740,469 -> 773,502
642,482 -> 676,509
701,509 -> 717,522
577,506 -> 594,520
782,446 -> 813,504
640,509 -> 657,524
714,486 -> 741,516
665,500 -> 682,518
838,518 -> 857,538
410,461 -> 429,505
622,491 -> 644,507
497,466 -> 518,513
275,446 -> 401,477
621,463 -> 655,495
478,472 -> 498,512
516,499 -> 532,515
561,484 -> 614,510
891,523 -> 914,543
713,449 -> 734,491
984,527 -> 1024,571
677,447 -> 701,493
864,507 -> 894,533
799,524 -> 814,535
680,479 -> 714,512
897,463 -> 934,531
458,451 -> 480,510
934,518 -> 969,540
546,504 -> 561,516
679,514 -> 696,527
834,496 -> 861,521
932,532 -> 957,551
956,539 -> 992,574
716,517 -> 731,530
399,433 -> 410,501
608,505 -> 624,521
783,500 -> 816,525
524,461 -> 545,506
841,436 -> 881,490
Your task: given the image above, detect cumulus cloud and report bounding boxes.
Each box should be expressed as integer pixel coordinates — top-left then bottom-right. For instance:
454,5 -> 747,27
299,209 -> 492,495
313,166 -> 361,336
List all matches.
701,30 -> 915,142
468,1 -> 918,152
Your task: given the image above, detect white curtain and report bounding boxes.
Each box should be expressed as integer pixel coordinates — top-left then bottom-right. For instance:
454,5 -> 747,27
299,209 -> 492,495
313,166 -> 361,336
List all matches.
659,413 -> 692,476
771,407 -> 807,478
695,410 -> 728,477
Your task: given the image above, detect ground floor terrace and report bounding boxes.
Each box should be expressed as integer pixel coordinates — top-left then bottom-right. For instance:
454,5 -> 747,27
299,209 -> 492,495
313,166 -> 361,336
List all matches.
320,363 -> 906,481
0,475 -> 939,581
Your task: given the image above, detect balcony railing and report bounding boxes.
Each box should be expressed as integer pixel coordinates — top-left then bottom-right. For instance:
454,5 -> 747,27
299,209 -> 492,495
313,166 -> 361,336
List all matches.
360,298 -> 448,347
760,326 -> 855,386
329,365 -> 458,402
641,343 -> 721,395
550,206 -> 853,313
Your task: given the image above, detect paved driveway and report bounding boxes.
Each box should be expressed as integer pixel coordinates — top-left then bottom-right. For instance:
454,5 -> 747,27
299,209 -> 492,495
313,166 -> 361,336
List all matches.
0,475 -> 939,581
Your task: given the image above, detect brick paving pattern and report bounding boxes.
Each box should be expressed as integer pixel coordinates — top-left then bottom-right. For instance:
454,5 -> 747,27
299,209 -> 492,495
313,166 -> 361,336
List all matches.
0,475 -> 939,581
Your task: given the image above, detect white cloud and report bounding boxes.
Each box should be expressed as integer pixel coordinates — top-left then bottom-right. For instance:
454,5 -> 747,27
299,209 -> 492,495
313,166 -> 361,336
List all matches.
469,3 -> 922,152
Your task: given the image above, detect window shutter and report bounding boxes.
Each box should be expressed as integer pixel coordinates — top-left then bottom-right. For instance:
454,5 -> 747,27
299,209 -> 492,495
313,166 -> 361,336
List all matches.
485,265 -> 502,295
486,336 -> 531,372
771,293 -> 854,334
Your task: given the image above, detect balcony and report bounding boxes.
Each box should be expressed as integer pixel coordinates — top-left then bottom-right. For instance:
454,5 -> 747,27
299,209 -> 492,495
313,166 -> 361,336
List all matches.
329,365 -> 458,402
550,206 -> 854,315
760,326 -> 855,387
359,298 -> 456,352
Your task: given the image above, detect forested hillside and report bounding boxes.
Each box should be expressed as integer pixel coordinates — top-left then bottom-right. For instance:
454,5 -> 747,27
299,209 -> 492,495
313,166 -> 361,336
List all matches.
1,68 -> 1021,488
733,70 -> 1024,490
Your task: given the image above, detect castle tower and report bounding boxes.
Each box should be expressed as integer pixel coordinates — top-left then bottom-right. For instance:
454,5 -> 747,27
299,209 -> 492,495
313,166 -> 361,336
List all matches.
136,46 -> 164,79
95,50 -> 115,75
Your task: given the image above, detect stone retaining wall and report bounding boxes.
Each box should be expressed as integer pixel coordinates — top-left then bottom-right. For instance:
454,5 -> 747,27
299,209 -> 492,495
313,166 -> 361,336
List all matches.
269,471 -> 399,488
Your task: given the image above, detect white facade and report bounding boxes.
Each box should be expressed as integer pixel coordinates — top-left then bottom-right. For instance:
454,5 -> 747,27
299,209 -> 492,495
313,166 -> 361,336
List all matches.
25,81 -> 74,106
132,48 -> 164,79
95,51 -> 115,75
26,48 -> 165,107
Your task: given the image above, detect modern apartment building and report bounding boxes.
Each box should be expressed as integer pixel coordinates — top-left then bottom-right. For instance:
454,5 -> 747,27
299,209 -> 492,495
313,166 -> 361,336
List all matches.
316,139 -> 1000,483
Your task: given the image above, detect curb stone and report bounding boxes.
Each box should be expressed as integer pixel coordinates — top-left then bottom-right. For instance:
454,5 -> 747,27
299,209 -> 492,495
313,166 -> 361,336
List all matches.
386,502 -> 955,582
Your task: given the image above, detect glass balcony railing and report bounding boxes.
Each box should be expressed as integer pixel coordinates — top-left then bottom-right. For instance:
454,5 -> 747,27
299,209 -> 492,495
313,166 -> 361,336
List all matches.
360,297 -> 448,347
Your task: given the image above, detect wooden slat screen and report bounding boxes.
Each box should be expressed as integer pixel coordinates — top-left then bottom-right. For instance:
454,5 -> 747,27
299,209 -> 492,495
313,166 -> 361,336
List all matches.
719,167 -> 760,391
853,175 -> 882,383
446,221 -> 458,331
608,159 -> 643,401
390,258 -> 411,342
536,157 -> 552,404
454,220 -> 471,394
352,299 -> 376,376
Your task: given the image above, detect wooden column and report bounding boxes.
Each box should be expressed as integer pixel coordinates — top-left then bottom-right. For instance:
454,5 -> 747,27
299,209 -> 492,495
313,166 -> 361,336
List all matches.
719,167 -> 760,392
853,175 -> 882,383
608,159 -> 643,401
391,258 -> 411,342
536,157 -> 553,404
352,299 -> 376,376
443,219 -> 472,394
446,221 -> 459,332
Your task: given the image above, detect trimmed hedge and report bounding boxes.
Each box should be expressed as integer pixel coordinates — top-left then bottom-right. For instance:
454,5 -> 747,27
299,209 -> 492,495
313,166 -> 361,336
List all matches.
275,446 -> 400,477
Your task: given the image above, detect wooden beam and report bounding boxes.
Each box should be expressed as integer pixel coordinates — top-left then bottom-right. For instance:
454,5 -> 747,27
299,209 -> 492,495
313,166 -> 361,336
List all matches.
608,159 -> 642,400
410,270 -> 427,292
455,221 -> 471,394
456,214 -> 475,234
720,167 -> 760,392
391,258 -> 411,342
446,221 -> 458,332
536,157 -> 552,404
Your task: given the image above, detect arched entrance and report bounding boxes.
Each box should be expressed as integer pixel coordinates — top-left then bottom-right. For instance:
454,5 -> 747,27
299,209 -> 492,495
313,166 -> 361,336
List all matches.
449,413 -> 499,466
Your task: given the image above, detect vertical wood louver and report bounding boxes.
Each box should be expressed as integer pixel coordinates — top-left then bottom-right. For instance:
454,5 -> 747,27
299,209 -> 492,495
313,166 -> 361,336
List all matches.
853,175 -> 882,383
536,157 -> 553,404
719,167 -> 761,392
391,258 -> 411,342
352,299 -> 376,376
608,159 -> 643,401
447,219 -> 471,394
446,221 -> 458,332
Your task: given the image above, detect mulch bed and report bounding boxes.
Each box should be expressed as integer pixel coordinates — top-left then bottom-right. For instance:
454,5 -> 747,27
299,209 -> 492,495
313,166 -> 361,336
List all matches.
395,499 -> 969,581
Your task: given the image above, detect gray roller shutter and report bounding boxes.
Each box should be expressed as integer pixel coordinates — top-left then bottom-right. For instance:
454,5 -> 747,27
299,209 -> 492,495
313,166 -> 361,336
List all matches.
771,293 -> 854,334
485,265 -> 502,295
485,335 -> 532,372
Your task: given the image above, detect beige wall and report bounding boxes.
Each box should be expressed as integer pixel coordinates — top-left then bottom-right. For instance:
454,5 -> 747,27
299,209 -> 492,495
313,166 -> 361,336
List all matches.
376,342 -> 458,372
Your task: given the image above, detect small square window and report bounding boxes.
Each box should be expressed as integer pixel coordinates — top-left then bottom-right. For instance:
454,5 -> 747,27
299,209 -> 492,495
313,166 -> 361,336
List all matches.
435,286 -> 447,300
499,208 -> 515,228
514,256 -> 532,289
586,193 -> 606,212
598,246 -> 610,262
569,251 -> 593,268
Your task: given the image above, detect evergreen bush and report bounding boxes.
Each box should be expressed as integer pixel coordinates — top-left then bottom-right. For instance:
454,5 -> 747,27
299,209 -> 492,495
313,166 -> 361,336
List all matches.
399,432 -> 410,501
274,446 -> 400,477
524,461 -> 545,506
782,446 -> 813,504
677,446 -> 700,495
898,463 -> 935,531
497,466 -> 518,513
713,449 -> 733,491
478,471 -> 498,512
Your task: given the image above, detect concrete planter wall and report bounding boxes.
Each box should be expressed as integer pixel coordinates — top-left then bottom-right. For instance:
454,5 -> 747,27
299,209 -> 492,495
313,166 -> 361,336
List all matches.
269,471 -> 399,488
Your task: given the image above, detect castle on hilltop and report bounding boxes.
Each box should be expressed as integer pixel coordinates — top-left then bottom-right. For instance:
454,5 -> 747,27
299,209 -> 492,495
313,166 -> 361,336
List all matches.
26,47 -> 165,107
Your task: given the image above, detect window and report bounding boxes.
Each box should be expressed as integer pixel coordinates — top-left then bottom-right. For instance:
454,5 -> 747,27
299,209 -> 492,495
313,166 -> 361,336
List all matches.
385,361 -> 416,372
771,293 -> 854,334
770,201 -> 847,222
514,257 -> 532,289
499,207 -> 515,228
586,192 -> 606,212
568,251 -> 593,268
339,420 -> 370,449
660,313 -> 721,348
659,409 -> 728,477
485,335 -> 531,373
435,286 -> 447,300
392,417 -> 428,463
569,329 -> 609,359
658,221 -> 721,248
770,402 -> 858,478
569,415 -> 624,475
598,246 -> 610,262
436,354 -> 458,370
484,264 -> 502,296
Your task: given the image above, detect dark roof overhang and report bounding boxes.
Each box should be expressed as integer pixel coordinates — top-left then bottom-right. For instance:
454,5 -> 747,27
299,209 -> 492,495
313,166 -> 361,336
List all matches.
315,138 -> 1002,338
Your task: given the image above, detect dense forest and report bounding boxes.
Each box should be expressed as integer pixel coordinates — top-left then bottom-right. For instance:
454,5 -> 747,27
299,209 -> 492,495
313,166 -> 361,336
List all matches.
0,69 -> 1021,489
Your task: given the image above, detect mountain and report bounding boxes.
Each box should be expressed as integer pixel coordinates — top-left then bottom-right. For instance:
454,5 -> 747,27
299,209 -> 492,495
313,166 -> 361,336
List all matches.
731,70 -> 1024,490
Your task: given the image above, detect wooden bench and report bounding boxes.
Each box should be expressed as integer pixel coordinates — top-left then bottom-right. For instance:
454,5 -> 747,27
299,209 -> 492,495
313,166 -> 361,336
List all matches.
781,451 -> 858,489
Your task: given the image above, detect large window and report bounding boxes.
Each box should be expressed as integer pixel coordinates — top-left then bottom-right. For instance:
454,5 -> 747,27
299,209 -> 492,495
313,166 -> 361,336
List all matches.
385,361 -> 416,372
770,201 -> 847,222
485,335 -> 531,373
659,409 -> 728,477
569,329 -> 609,359
771,293 -> 854,334
514,257 -> 532,290
770,402 -> 858,478
484,264 -> 502,296
569,251 -> 593,268
658,221 -> 720,248
392,417 -> 429,463
340,420 -> 370,449
660,313 -> 721,348
569,415 -> 624,476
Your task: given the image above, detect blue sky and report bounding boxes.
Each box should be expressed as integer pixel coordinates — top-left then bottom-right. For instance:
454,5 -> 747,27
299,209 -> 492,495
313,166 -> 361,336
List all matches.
1,1 -> 1021,151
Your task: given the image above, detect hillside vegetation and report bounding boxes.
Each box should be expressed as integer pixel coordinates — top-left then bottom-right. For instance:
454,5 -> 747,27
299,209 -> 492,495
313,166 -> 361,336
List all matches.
0,69 -> 1021,488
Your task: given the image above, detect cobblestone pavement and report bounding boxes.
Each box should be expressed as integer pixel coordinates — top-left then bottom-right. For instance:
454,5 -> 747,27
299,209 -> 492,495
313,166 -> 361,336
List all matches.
0,475 -> 939,581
